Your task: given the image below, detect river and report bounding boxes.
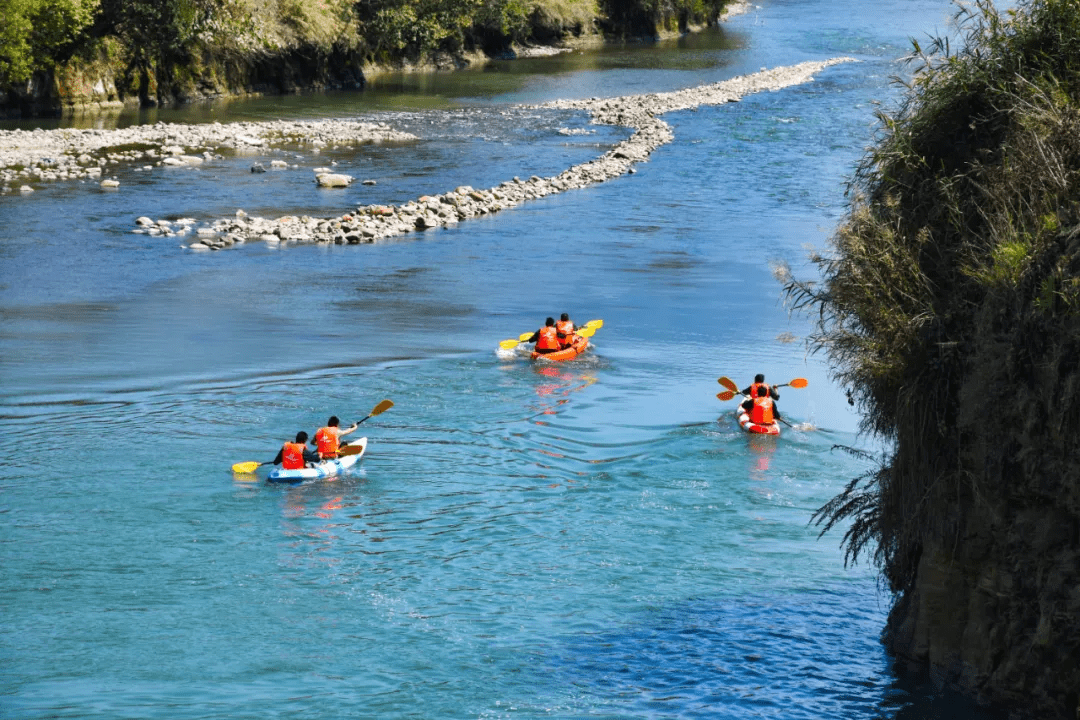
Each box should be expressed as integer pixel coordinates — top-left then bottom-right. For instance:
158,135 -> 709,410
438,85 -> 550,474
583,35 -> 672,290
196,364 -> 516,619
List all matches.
1,0 -> 1005,718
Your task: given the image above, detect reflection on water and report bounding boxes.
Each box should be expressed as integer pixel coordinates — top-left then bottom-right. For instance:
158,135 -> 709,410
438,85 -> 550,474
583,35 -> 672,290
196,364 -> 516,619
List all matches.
747,432 -> 778,475
530,365 -> 597,415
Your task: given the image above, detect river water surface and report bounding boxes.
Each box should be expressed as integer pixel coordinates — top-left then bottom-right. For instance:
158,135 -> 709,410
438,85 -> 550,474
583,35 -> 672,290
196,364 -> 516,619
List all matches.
2,1 -> 1005,718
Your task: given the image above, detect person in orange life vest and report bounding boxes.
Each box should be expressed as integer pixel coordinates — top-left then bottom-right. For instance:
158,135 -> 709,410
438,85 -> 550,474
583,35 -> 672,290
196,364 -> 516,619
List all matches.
741,373 -> 780,402
273,431 -> 321,470
314,416 -> 359,459
741,384 -> 782,425
527,317 -> 561,354
555,313 -> 577,348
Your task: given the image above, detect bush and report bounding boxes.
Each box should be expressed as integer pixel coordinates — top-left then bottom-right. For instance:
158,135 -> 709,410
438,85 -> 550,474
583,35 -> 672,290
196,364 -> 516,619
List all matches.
0,0 -> 99,84
787,0 -> 1080,590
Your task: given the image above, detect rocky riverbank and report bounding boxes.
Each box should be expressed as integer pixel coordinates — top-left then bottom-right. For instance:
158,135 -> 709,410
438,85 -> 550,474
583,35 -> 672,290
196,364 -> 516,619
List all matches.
1,57 -> 850,243
0,119 -> 415,193
111,58 -> 848,249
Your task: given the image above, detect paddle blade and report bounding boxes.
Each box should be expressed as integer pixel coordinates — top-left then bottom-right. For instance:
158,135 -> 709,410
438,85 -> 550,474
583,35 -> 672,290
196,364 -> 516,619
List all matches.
788,378 -> 808,388
716,390 -> 737,402
518,332 -> 534,342
232,461 -> 261,474
717,376 -> 739,394
578,326 -> 595,338
357,399 -> 394,425
370,399 -> 394,416
500,339 -> 521,350
338,441 -> 365,456
584,319 -> 603,329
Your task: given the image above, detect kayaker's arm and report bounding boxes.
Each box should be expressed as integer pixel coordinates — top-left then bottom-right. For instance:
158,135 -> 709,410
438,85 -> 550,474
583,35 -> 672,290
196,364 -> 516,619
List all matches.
272,447 -> 284,466
527,330 -> 541,343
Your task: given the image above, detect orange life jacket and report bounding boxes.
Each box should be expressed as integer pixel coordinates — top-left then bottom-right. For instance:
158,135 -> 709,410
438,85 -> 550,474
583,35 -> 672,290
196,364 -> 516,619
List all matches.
536,326 -> 560,351
555,320 -> 575,347
282,442 -> 307,470
750,396 -> 774,425
315,426 -> 340,457
749,382 -> 772,399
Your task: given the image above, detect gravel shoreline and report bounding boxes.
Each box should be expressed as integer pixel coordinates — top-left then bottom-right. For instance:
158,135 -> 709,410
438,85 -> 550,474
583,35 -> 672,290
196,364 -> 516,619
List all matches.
1,57 -> 854,248
0,120 -> 416,192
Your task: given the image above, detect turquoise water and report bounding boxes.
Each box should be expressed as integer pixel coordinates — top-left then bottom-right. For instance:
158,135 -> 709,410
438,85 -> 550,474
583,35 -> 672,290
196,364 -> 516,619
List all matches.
2,1 -> 1004,717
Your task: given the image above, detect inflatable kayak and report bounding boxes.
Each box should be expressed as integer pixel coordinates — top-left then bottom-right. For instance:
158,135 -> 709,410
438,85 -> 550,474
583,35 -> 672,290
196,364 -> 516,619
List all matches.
267,437 -> 367,483
736,405 -> 781,436
531,335 -> 589,362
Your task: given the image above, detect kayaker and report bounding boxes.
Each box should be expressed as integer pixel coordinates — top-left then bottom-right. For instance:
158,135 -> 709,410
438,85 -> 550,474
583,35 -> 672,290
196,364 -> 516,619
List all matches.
315,416 -> 359,459
555,313 -> 577,348
273,431 -> 322,470
741,385 -> 782,425
527,317 -> 562,355
741,373 -> 780,402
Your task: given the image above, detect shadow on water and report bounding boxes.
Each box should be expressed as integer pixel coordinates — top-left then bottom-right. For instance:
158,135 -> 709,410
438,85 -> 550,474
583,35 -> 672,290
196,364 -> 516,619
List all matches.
543,591 -> 1006,720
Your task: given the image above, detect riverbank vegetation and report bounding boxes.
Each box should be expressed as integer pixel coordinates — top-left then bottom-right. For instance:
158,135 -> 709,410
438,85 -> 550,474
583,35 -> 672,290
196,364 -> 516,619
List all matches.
0,0 -> 733,115
787,0 -> 1080,715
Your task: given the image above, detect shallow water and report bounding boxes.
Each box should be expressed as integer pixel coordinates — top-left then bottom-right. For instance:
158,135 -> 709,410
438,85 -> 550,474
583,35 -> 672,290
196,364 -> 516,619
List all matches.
1,1 -> 1004,718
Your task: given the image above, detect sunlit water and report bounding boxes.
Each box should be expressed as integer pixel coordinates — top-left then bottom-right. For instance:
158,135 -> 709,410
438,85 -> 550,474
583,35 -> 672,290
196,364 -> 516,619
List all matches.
1,1 -> 1004,718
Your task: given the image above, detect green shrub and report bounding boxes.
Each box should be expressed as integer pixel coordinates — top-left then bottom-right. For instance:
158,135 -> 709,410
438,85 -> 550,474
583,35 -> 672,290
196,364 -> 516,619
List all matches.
0,0 -> 99,84
789,0 -> 1080,590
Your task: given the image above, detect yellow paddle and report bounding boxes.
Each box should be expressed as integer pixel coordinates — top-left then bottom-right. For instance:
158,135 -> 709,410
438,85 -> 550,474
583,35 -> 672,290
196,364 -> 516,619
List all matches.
358,398 -> 394,424
231,399 -> 394,470
499,319 -> 603,350
337,399 -> 394,456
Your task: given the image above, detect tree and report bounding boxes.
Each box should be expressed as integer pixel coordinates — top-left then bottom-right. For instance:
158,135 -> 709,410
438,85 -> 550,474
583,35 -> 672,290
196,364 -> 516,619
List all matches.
0,0 -> 99,84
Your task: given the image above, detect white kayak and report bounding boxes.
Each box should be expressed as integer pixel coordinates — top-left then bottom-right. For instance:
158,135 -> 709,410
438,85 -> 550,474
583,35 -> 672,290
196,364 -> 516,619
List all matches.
267,437 -> 367,483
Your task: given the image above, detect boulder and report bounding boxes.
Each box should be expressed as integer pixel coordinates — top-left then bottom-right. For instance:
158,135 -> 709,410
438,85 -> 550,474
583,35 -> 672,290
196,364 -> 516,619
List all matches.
315,173 -> 353,188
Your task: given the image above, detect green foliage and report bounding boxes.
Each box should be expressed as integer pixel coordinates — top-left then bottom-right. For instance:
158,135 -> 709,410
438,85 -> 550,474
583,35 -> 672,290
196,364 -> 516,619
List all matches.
3,0 -> 731,101
0,0 -> 99,84
357,0 -> 482,57
788,0 -> 1080,591
531,0 -> 597,33
964,238 -> 1033,288
596,0 -> 727,36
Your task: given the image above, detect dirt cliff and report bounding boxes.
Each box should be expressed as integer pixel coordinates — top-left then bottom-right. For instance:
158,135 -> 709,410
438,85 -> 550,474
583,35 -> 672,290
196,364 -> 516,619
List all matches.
787,1 -> 1080,716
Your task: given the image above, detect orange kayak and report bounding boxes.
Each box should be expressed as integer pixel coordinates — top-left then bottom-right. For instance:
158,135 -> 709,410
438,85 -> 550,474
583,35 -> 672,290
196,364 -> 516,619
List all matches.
736,405 -> 781,435
531,335 -> 589,361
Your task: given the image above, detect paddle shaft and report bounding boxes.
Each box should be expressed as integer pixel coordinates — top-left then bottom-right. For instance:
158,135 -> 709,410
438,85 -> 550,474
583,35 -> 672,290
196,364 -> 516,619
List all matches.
501,320 -> 602,349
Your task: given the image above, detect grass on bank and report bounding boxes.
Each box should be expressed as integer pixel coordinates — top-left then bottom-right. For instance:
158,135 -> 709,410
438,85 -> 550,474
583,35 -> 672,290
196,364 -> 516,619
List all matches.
786,0 -> 1080,594
1,0 -> 731,96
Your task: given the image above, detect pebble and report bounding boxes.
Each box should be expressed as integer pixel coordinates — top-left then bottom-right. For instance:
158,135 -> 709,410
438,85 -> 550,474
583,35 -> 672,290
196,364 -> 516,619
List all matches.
0,118 -> 417,191
1,60 -> 855,254
163,59 -> 854,251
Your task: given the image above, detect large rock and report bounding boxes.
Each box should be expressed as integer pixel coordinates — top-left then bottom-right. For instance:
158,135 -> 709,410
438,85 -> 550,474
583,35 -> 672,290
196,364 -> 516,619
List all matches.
315,173 -> 353,188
